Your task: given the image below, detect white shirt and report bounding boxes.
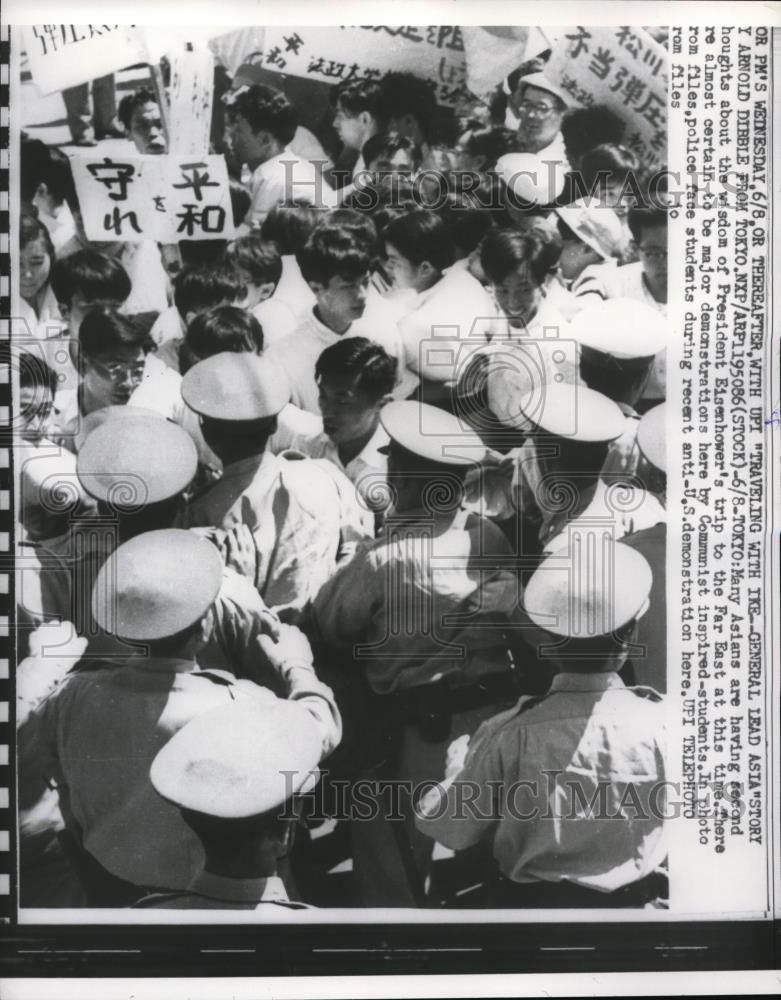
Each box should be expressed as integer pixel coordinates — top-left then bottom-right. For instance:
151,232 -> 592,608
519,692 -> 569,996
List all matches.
179,451 -> 372,620
120,242 -> 171,315
149,305 -> 185,348
398,266 -> 496,381
280,421 -> 389,505
271,255 -> 316,321
245,148 -> 337,228
252,297 -> 299,346
266,307 -> 407,414
416,672 -> 667,891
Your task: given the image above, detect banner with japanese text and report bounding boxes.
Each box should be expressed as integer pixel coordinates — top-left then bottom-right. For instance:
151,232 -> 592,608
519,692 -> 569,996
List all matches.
546,25 -> 668,169
251,25 -> 469,107
70,153 -> 236,243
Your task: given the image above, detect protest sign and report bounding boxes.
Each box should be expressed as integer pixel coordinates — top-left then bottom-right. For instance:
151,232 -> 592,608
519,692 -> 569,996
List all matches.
251,25 -> 469,106
168,44 -> 215,155
71,153 -> 235,243
22,25 -> 150,94
546,26 -> 668,168
461,26 -> 554,97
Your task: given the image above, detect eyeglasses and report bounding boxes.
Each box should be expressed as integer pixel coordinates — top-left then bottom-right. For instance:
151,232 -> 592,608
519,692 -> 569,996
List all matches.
637,246 -> 668,261
516,101 -> 560,120
91,358 -> 147,383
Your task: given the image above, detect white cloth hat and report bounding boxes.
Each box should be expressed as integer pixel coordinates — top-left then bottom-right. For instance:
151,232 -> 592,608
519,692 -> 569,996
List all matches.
555,199 -> 625,259
518,71 -> 576,109
151,697 -> 322,818
496,153 -> 567,206
523,540 -> 653,638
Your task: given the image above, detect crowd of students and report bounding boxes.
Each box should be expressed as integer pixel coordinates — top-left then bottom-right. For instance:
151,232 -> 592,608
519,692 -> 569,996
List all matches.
15,46 -> 670,912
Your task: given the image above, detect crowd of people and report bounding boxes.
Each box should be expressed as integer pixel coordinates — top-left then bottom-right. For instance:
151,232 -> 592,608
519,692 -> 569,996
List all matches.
15,42 -> 670,912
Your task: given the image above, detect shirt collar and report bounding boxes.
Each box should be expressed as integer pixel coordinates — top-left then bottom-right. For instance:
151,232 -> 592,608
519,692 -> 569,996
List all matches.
134,656 -> 199,674
549,671 -> 626,693
255,147 -> 295,177
189,871 -> 289,903
324,424 -> 389,471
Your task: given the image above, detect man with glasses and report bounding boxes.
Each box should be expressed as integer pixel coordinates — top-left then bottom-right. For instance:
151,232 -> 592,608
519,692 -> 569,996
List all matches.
507,72 -> 574,171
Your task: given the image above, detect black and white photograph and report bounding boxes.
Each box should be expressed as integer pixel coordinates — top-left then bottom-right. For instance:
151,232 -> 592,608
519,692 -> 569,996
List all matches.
0,2 -> 778,996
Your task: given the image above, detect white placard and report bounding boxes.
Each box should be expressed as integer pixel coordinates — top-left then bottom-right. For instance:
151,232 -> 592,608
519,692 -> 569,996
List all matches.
546,25 -> 668,168
71,152 -> 236,243
22,25 -> 150,94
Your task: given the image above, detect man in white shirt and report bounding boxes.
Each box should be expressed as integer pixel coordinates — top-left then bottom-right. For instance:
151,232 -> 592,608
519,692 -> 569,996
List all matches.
332,79 -> 386,190
266,225 -> 411,413
223,84 -> 336,227
275,336 -> 396,517
506,71 -> 575,172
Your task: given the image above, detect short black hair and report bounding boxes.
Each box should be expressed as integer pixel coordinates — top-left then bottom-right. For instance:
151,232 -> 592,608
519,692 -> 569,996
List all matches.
580,143 -> 640,189
297,225 -> 371,285
561,105 -> 626,166
20,211 -> 55,262
20,137 -> 51,204
117,87 -> 158,130
19,350 -> 58,397
315,336 -> 397,400
173,263 -> 247,318
229,178 -> 252,227
260,200 -> 322,254
479,226 -> 554,286
460,126 -> 519,171
362,132 -> 422,173
50,249 -> 132,308
446,203 -> 496,258
78,309 -> 156,361
382,208 -> 452,271
226,84 -> 297,145
334,79 -> 388,127
320,209 -> 379,257
225,236 -> 282,287
380,72 -> 438,141
627,205 -> 668,243
184,305 -> 264,363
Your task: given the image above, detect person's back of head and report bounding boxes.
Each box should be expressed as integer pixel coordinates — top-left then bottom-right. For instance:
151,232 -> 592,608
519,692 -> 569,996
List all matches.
227,84 -> 298,145
458,125 -> 520,173
579,143 -> 640,198
173,262 -> 247,324
561,106 -> 626,171
333,79 -> 388,132
260,200 -> 322,255
181,304 -> 264,373
380,71 -> 438,144
224,236 -> 282,301
21,137 -> 52,207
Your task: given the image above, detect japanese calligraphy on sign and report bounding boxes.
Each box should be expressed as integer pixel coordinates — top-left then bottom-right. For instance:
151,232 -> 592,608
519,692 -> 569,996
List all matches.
257,25 -> 469,107
22,25 -> 149,94
71,154 -> 235,243
546,26 -> 668,168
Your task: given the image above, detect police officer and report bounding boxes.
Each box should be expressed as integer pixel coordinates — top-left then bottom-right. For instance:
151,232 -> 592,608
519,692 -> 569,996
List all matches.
179,352 -> 373,622
310,400 -> 521,906
18,530 -> 340,902
416,540 -> 668,908
136,698 -> 322,910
